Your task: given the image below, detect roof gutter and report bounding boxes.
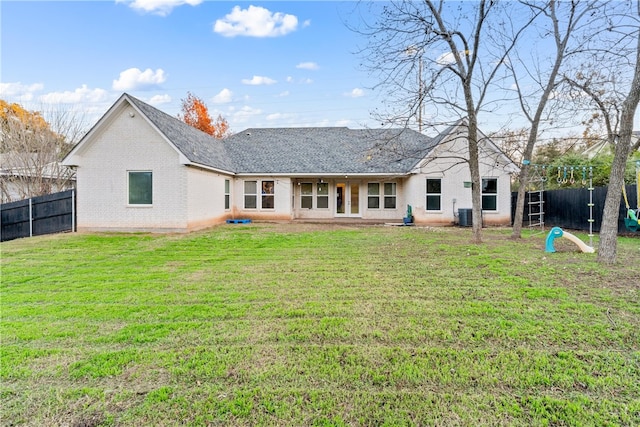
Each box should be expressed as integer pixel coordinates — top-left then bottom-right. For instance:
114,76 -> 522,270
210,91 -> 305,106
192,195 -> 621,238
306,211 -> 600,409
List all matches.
235,172 -> 411,178
184,162 -> 236,176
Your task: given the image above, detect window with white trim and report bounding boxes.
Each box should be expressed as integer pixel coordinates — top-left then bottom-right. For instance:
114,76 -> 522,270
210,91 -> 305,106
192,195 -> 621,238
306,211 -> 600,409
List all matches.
224,179 -> 230,210
301,183 -> 313,209
261,181 -> 274,209
244,181 -> 257,209
482,178 -> 498,211
316,183 -> 329,209
384,183 -> 397,209
367,183 -> 380,209
367,182 -> 397,209
244,180 -> 275,209
426,178 -> 441,211
300,182 -> 329,209
128,171 -> 152,205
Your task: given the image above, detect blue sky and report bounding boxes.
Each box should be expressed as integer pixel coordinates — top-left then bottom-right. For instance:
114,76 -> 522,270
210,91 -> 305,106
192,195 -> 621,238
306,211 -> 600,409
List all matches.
1,1 -> 382,132
2,1 -> 639,137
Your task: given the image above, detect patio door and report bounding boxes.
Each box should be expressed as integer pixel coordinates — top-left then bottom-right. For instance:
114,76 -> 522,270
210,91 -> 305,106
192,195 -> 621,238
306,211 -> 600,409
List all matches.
336,182 -> 360,217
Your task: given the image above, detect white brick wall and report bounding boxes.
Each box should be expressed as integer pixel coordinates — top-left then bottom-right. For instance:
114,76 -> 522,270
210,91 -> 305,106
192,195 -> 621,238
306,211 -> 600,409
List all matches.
186,167 -> 231,228
407,129 -> 514,225
73,104 -> 189,231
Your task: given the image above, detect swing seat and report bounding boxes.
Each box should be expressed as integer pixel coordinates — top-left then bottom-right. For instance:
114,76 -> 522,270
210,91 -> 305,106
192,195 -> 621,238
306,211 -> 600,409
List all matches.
624,217 -> 639,232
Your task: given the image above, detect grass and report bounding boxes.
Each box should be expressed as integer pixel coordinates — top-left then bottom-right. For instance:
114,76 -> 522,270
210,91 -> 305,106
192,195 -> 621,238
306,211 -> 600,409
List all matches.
1,224 -> 639,426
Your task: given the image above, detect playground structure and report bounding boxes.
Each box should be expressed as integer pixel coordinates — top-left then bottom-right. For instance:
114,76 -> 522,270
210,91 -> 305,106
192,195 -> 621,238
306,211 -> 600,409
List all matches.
526,159 -> 639,253
545,226 -> 595,253
525,163 -> 595,246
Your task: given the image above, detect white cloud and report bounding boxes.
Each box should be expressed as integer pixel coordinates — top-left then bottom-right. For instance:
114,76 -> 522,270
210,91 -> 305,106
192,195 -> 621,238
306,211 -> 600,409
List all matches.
113,68 -> 167,91
344,88 -> 365,98
241,75 -> 277,86
230,105 -> 263,124
0,82 -> 44,101
436,50 -> 471,66
39,85 -> 110,104
296,62 -> 319,70
212,88 -> 233,104
286,76 -> 313,84
147,94 -> 171,105
266,112 -> 295,121
277,91 -> 290,98
116,0 -> 202,16
214,5 -> 300,38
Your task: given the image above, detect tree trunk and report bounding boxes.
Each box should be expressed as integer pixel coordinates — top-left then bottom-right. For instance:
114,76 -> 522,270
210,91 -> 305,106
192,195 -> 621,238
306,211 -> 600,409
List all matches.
597,148 -> 630,264
467,119 -> 483,243
511,164 -> 529,238
597,29 -> 640,264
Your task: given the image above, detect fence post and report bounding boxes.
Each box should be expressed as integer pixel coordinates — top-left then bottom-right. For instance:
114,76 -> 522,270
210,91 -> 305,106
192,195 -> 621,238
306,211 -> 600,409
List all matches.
72,190 -> 75,233
29,197 -> 33,237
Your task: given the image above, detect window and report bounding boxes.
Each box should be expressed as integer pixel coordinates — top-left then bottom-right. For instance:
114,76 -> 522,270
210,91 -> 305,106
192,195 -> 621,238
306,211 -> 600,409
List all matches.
224,179 -> 230,210
244,181 -> 257,209
128,171 -> 152,205
317,183 -> 329,209
300,182 -> 329,209
384,183 -> 396,209
426,178 -> 442,211
245,180 -> 275,209
368,182 -> 397,209
368,183 -> 380,209
482,178 -> 498,211
262,181 -> 274,209
301,183 -> 313,209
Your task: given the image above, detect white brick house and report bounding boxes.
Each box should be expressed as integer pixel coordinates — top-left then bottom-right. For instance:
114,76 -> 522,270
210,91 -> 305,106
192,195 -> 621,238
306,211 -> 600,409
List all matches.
61,94 -> 518,232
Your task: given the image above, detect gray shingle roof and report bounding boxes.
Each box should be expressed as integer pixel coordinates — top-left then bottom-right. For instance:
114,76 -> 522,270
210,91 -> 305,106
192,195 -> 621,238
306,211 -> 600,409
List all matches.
127,95 -> 234,172
127,94 -> 439,175
224,127 -> 437,174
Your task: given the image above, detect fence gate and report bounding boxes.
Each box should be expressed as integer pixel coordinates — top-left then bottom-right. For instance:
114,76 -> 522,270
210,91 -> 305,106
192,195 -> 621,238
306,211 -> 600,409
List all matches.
0,190 -> 76,242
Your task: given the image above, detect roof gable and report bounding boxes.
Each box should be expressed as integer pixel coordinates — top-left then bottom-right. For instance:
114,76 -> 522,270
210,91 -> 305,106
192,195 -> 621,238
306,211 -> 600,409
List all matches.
62,94 -> 235,173
418,119 -> 519,173
126,95 -> 235,173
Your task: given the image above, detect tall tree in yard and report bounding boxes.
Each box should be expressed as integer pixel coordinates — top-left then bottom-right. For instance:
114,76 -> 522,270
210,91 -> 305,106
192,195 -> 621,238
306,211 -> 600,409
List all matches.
355,0 -> 539,243
509,0 -> 604,239
179,92 -> 231,139
599,51 -> 640,264
563,3 -> 640,264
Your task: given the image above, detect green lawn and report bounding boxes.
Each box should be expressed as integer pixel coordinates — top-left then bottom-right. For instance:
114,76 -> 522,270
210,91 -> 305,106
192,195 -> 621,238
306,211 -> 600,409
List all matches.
1,224 -> 639,426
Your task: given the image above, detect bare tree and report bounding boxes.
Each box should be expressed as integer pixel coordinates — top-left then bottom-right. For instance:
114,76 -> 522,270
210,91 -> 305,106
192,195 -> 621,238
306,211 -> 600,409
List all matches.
355,0 -> 538,242
0,101 -> 86,203
508,0 -> 605,239
489,127 -> 529,166
562,3 -> 640,263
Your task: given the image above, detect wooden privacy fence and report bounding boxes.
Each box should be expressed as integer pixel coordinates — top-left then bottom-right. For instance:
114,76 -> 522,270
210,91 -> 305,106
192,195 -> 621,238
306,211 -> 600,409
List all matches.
1,190 -> 76,242
512,185 -> 637,234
